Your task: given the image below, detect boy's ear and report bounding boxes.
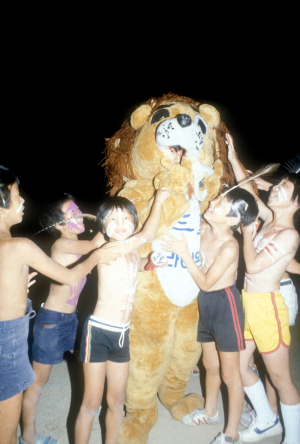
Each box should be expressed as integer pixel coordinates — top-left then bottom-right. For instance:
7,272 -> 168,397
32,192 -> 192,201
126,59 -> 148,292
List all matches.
226,216 -> 238,228
55,222 -> 65,232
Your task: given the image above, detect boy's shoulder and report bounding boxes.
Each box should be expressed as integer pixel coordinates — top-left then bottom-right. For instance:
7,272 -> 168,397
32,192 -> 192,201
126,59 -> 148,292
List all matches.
260,224 -> 299,242
221,235 -> 238,253
0,236 -> 34,257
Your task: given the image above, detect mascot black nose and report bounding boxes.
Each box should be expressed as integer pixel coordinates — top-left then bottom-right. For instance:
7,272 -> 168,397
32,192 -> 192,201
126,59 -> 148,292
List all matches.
177,114 -> 192,128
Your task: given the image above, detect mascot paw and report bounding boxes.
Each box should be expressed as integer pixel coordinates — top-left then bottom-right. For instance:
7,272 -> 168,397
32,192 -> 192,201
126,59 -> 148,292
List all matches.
169,393 -> 205,421
117,407 -> 158,444
154,157 -> 192,195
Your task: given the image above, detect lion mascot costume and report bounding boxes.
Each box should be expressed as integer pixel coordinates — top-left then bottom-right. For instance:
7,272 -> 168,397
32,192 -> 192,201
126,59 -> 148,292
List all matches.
102,94 -> 235,444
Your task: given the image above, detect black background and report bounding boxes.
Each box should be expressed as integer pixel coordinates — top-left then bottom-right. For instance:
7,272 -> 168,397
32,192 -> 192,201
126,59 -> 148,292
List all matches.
2,33 -> 298,242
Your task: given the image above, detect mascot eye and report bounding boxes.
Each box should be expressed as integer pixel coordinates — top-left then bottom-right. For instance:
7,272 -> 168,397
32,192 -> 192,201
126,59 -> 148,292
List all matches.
151,109 -> 170,125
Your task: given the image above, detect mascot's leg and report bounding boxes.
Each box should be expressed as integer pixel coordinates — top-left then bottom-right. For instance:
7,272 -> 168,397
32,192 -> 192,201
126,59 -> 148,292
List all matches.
117,273 -> 178,444
158,297 -> 204,421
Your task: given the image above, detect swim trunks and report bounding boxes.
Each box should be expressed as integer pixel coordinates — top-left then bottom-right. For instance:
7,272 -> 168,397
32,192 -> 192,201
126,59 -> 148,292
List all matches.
79,315 -> 130,363
0,299 -> 36,401
280,278 -> 298,326
242,290 -> 291,354
32,307 -> 79,365
197,286 -> 245,352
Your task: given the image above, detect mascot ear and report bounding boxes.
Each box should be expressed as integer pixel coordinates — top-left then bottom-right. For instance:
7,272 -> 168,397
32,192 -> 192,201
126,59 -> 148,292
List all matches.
199,104 -> 220,129
131,105 -> 152,130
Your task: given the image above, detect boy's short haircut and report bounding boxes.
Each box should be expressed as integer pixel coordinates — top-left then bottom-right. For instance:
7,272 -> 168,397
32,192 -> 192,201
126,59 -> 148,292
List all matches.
39,193 -> 75,237
225,187 -> 259,231
0,165 -> 20,209
97,197 -> 138,236
278,173 -> 300,232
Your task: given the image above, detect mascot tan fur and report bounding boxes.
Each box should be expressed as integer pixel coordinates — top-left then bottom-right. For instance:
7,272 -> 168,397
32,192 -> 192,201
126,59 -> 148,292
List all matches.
102,94 -> 235,444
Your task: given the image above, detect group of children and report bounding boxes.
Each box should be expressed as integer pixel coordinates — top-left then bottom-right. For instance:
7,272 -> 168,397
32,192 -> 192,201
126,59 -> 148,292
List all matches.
0,133 -> 299,444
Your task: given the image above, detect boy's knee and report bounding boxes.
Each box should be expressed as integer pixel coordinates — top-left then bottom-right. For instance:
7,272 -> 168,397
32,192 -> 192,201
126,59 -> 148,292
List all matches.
203,358 -> 219,373
80,403 -> 99,418
221,371 -> 242,387
107,394 -> 125,412
268,372 -> 290,391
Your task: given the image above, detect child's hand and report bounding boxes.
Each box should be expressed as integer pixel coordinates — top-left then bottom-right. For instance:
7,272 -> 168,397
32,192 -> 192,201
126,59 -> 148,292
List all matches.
97,243 -> 121,265
225,133 -> 237,164
27,272 -> 38,293
253,177 -> 272,191
160,232 -> 188,257
155,187 -> 170,204
241,223 -> 255,237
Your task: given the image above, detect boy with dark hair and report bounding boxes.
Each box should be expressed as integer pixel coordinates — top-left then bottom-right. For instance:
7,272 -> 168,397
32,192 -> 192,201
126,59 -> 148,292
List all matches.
161,187 -> 258,444
227,135 -> 300,444
0,166 -> 119,444
74,190 -> 170,444
21,194 -> 110,444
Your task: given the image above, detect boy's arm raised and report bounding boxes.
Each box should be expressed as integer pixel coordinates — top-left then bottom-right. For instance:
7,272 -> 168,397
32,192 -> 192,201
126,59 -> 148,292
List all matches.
17,238 -> 120,285
226,133 -> 272,222
102,187 -> 170,256
161,233 -> 238,291
242,224 -> 300,274
53,231 -> 105,256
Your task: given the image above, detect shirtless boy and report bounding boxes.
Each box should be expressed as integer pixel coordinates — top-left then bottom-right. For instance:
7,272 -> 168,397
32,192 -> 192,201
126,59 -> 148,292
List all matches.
0,166 -> 119,444
161,187 -> 258,444
74,189 -> 170,444
227,134 -> 300,444
21,194 -> 108,444
238,177 -> 299,427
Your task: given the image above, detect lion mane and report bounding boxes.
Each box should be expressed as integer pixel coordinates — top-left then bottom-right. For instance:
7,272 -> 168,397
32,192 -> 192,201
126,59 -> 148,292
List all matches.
101,93 -> 235,196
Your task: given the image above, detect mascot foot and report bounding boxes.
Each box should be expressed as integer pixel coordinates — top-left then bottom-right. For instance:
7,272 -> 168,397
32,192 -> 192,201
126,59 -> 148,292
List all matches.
117,406 -> 158,444
169,393 -> 205,421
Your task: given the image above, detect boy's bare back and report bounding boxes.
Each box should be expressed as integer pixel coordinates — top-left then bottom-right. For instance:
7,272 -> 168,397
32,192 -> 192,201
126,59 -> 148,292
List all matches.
0,236 -> 32,320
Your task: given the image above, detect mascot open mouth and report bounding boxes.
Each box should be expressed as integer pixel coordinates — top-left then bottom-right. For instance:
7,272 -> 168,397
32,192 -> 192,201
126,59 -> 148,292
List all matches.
169,145 -> 186,164
156,113 -> 208,161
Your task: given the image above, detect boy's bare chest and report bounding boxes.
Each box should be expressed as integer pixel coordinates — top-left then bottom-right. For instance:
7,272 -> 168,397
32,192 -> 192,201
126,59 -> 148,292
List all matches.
52,251 -> 82,267
101,250 -> 139,287
199,238 -> 220,270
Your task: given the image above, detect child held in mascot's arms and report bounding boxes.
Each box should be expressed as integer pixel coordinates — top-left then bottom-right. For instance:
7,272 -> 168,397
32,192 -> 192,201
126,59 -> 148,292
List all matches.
74,188 -> 170,444
21,193 -> 111,444
226,134 -> 300,444
0,166 -> 120,444
161,185 -> 259,444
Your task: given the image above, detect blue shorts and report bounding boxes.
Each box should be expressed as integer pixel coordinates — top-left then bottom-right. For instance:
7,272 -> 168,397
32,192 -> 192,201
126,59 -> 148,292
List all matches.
32,307 -> 79,365
0,299 -> 36,401
79,315 -> 130,363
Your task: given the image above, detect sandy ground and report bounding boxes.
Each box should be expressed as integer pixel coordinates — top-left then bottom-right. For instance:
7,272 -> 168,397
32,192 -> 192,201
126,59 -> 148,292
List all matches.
17,307 -> 300,444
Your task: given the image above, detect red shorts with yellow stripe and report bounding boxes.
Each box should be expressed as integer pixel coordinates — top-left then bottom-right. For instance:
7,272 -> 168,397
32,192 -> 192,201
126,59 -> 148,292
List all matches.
242,290 -> 291,354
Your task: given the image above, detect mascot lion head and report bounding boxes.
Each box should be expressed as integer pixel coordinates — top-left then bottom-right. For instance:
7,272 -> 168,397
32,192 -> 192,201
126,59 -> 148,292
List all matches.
102,93 -> 235,211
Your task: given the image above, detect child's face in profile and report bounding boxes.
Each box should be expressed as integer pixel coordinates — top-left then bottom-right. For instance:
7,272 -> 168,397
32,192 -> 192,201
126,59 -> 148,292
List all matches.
61,200 -> 85,234
5,182 -> 25,224
104,207 -> 135,242
205,195 -> 232,221
268,179 -> 295,206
